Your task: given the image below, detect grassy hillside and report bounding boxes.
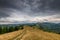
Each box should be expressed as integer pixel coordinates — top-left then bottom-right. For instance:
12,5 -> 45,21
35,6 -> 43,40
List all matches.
0,26 -> 60,40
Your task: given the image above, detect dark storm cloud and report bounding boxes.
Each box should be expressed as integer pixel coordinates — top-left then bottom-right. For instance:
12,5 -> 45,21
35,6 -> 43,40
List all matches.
0,0 -> 60,18
0,8 -> 15,18
0,12 -> 9,18
0,0 -> 60,11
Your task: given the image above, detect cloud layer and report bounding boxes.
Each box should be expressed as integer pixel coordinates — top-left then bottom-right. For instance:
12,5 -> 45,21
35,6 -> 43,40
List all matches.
0,0 -> 60,23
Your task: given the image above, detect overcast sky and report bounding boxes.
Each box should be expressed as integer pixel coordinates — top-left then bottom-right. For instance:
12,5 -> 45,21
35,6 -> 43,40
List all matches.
0,0 -> 60,23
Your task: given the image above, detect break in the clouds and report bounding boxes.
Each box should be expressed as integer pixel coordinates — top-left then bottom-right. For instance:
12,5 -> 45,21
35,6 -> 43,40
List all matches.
0,0 -> 60,23
30,15 -> 60,23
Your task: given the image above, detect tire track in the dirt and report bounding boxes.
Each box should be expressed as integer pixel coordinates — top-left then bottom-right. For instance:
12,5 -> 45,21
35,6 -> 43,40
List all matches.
9,29 -> 26,40
14,30 -> 26,40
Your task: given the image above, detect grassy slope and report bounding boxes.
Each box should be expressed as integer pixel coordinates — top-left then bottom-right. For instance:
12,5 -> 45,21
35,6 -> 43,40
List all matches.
0,30 -> 24,40
0,26 -> 60,40
22,26 -> 60,40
